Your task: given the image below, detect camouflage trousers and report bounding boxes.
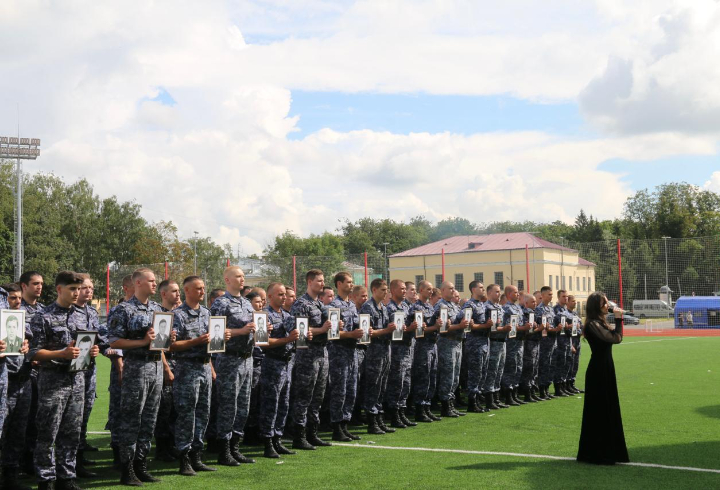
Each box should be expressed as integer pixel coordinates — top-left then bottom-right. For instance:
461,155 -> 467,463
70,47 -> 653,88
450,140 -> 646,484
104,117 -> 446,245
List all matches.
291,344 -> 329,426
465,335 -> 489,395
118,359 -> 163,463
79,364 -> 97,448
354,348 -> 366,414
2,374 -> 32,467
436,337 -> 462,401
215,353 -> 253,440
258,356 -> 294,438
363,342 -> 390,415
34,369 -> 85,482
552,335 -> 571,383
173,361 -> 212,453
25,369 -> 39,454
481,340 -> 506,394
501,338 -> 524,389
538,336 -> 557,388
570,336 -> 582,381
105,359 -> 123,445
246,361 -> 263,431
328,344 -> 358,423
385,340 -> 414,409
154,358 -> 176,441
412,339 -> 437,406
520,338 -> 541,389
0,362 -> 6,440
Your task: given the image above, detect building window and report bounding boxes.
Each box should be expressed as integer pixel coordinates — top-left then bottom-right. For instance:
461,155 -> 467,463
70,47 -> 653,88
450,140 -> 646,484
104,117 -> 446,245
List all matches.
455,273 -> 464,292
583,277 -> 586,291
415,275 -> 424,287
435,274 -> 443,288
548,275 -> 552,288
518,279 -> 524,292
561,276 -> 566,289
568,276 -> 572,290
576,277 -> 580,291
555,276 -> 559,290
474,272 -> 484,283
494,272 -> 504,288
588,278 -> 592,291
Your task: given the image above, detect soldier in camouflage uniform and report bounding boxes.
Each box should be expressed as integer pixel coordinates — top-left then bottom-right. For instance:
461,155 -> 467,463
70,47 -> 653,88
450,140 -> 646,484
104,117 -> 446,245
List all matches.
410,281 -> 439,422
360,278 -> 397,435
289,269 -> 333,448
171,276 -> 224,476
480,284 -> 507,410
210,266 -> 256,465
565,295 -> 583,394
536,286 -> 559,400
552,289 -> 573,397
327,272 -> 363,442
257,283 -> 298,457
30,271 -> 98,490
108,268 -> 166,485
351,285 -> 368,424
461,281 -> 489,413
519,293 -> 543,402
1,284 -> 32,490
500,285 -> 532,406
435,281 -> 469,418
385,280 -> 417,429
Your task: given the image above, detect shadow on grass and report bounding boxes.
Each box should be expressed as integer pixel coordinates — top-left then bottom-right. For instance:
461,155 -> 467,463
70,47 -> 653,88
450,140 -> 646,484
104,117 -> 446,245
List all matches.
695,404 -> 720,419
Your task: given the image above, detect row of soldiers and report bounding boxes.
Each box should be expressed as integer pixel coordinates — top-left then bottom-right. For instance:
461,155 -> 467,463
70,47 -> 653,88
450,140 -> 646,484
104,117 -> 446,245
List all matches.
0,266 -> 585,489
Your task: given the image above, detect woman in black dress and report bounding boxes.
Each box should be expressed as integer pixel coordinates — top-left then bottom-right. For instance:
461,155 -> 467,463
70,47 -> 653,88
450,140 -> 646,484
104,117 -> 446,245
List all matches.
577,292 -> 629,465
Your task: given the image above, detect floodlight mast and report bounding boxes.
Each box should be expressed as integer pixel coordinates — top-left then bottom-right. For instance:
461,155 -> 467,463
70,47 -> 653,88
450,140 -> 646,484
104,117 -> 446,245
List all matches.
0,136 -> 41,280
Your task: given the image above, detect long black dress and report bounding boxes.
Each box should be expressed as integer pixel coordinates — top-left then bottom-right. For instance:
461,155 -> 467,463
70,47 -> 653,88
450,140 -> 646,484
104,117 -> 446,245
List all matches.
577,317 -> 629,465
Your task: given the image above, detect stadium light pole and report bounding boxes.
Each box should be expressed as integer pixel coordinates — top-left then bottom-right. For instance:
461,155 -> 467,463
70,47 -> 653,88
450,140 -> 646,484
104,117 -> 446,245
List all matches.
662,236 -> 670,289
0,136 -> 41,281
193,231 -> 199,275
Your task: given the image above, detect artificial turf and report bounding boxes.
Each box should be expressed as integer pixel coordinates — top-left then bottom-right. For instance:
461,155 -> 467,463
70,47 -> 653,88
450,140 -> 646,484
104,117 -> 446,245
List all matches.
18,336 -> 720,489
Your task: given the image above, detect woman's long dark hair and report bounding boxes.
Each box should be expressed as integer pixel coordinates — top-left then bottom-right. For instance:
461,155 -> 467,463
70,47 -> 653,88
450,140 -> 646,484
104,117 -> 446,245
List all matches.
584,291 -> 609,330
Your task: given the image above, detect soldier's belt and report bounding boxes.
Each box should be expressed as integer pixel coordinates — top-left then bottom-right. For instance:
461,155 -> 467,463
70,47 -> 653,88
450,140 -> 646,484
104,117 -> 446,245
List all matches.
264,349 -> 293,362
222,350 -> 252,359
180,357 -> 211,364
490,338 -> 506,343
125,352 -> 162,362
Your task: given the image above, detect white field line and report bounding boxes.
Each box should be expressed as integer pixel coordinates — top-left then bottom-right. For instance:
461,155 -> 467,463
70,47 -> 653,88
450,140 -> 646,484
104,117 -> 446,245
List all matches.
333,443 -> 720,475
619,337 -> 698,345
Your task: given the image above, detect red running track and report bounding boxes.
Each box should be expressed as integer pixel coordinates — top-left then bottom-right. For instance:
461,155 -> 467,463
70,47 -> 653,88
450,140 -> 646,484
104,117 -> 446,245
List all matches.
624,328 -> 720,337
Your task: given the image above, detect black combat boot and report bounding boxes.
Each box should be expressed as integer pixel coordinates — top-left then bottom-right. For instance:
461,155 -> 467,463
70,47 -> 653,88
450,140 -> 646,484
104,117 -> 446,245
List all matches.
307,421 -> 332,447
342,422 -> 361,440
217,439 -> 241,466
133,457 -> 161,483
571,380 -> 584,393
415,404 -> 433,422
292,424 -> 317,450
376,413 -> 396,433
367,414 -> 385,435
522,386 -> 537,403
111,443 -> 121,469
554,382 -> 569,397
82,441 -> 99,452
494,392 -> 509,408
56,478 -> 82,490
450,399 -> 466,416
189,450 -> 216,472
120,459 -> 143,486
531,386 -> 543,402
512,388 -> 527,405
389,409 -> 407,429
484,392 -> 498,410
263,437 -> 280,458
1,466 -> 32,490
230,434 -> 256,463
75,451 -> 97,479
273,435 -> 296,454
178,450 -> 196,477
440,400 -> 459,418
564,381 -> 577,395
454,388 -> 467,407
399,408 -> 417,426
77,449 -> 96,466
425,406 -> 442,421
504,388 -> 520,407
332,422 -> 352,441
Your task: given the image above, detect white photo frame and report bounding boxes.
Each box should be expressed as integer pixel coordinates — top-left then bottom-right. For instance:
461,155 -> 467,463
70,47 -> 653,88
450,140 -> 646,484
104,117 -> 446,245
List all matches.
392,312 -> 404,341
359,314 -> 371,344
439,307 -> 449,333
253,312 -> 269,346
415,311 -> 424,338
0,309 -> 25,357
69,331 -> 97,372
149,311 -> 173,352
464,308 -> 472,333
208,316 -> 227,353
509,314 -> 518,339
327,308 -> 341,340
491,309 -> 498,332
296,317 -> 309,349
572,317 -> 579,336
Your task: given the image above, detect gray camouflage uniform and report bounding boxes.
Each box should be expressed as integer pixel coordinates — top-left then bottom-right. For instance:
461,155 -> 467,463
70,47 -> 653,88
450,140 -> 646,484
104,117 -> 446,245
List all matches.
327,297 -> 359,424
552,304 -> 573,384
70,303 -> 102,449
520,307 -> 541,390
461,298 -> 488,396
411,300 -> 437,407
360,298 -> 391,414
500,302 -> 524,390
536,303 -> 557,389
436,299 -> 463,402
481,301 -> 506,395
385,299 -> 413,410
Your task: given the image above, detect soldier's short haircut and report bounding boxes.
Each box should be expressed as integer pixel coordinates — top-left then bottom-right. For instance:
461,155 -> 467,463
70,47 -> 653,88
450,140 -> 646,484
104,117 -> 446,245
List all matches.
540,286 -> 552,293
469,280 -> 484,292
246,291 -> 261,302
77,272 -> 91,281
19,271 -> 42,285
285,286 -> 295,293
306,269 -> 323,282
241,286 -> 252,295
122,275 -> 133,288
431,287 -> 441,298
132,268 -> 155,282
370,278 -> 386,291
352,285 -> 367,295
55,271 -> 83,287
389,279 -> 405,289
3,283 -> 21,293
418,280 -> 432,290
267,282 -> 284,294
209,288 -> 225,301
405,281 -> 415,289
557,289 -> 567,296
568,294 -> 576,300
486,284 -> 500,294
333,271 -> 352,287
224,266 -> 243,277
183,275 -> 203,286
158,279 -> 178,292
504,285 -> 517,295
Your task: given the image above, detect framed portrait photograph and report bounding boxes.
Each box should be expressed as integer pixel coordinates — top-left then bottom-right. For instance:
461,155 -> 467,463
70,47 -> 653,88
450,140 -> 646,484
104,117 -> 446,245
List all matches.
296,317 -> 309,349
392,312 -> 404,341
69,331 -> 97,372
327,308 -> 341,341
571,317 -> 579,336
541,315 -> 548,327
491,309 -> 498,332
359,314 -> 371,345
560,316 -> 567,335
253,312 -> 269,346
149,311 -> 173,352
509,314 -> 518,339
464,307 -> 472,333
415,311 -> 424,338
528,312 -> 535,326
208,316 -> 227,353
439,306 -> 449,333
0,309 -> 25,356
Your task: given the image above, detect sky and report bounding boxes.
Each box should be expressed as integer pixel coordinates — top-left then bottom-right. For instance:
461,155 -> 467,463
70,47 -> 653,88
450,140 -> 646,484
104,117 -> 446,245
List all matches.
2,1 -> 720,255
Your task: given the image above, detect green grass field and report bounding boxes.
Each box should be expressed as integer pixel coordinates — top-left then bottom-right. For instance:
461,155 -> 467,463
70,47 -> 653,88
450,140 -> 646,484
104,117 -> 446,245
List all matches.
19,336 -> 720,489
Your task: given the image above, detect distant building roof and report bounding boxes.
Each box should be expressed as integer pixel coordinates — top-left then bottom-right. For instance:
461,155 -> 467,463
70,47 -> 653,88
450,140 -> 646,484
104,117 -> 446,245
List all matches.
390,232 -> 575,258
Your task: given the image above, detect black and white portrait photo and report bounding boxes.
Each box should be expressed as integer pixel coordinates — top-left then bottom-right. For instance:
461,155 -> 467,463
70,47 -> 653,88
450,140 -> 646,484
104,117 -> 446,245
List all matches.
327,308 -> 340,340
296,317 -> 308,349
150,312 -> 173,351
208,316 -> 227,353
0,309 -> 26,356
359,314 -> 371,344
415,311 -> 424,338
254,312 -> 269,346
69,331 -> 97,372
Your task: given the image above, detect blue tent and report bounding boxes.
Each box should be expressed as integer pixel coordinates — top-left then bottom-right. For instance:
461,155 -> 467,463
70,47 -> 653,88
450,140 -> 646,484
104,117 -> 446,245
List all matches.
673,296 -> 720,329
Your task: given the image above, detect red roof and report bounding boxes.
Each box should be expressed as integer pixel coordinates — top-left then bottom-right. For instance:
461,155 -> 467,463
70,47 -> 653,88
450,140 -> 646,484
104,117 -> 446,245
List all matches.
390,232 -> 576,257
